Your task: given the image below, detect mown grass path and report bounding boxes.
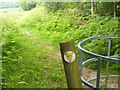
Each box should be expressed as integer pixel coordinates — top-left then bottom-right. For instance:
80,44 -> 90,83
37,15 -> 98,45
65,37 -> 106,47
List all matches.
19,28 -> 67,88
3,27 -> 67,88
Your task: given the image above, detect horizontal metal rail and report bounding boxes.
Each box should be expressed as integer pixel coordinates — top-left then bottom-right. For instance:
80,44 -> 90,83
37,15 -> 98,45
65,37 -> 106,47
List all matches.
81,75 -> 120,87
78,36 -> 120,88
78,36 -> 120,63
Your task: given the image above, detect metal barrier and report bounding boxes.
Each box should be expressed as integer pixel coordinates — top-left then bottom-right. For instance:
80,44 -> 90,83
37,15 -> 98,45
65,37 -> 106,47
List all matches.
78,36 -> 120,88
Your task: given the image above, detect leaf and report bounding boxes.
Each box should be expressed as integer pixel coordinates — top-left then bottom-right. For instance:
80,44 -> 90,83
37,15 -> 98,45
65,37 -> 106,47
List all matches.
17,81 -> 27,84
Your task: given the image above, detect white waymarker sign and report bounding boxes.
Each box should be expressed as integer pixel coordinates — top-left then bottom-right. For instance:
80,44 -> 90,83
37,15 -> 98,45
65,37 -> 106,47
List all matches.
64,51 -> 76,63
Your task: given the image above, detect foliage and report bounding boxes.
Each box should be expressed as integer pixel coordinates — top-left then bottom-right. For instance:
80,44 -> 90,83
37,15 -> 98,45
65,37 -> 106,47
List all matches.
2,7 -> 119,88
2,11 -> 67,88
97,2 -> 114,16
43,2 -> 66,13
20,8 -> 119,51
2,14 -> 22,60
40,2 -> 120,17
19,0 -> 36,11
20,8 -> 119,57
1,14 -> 23,87
116,2 -> 120,17
42,2 -> 91,14
97,2 -> 120,17
21,8 -> 119,70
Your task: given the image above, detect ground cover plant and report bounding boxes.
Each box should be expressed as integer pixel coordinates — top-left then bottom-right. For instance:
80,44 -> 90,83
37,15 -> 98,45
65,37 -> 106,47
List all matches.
1,2 -> 119,88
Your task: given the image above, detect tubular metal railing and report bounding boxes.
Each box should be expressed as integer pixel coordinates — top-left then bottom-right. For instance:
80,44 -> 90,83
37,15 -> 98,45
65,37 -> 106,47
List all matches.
78,36 -> 120,88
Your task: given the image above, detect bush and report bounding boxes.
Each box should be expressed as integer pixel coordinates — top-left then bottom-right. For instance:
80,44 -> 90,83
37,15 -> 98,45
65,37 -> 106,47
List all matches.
43,2 -> 66,13
18,8 -> 119,70
1,14 -> 22,61
19,1 -> 36,11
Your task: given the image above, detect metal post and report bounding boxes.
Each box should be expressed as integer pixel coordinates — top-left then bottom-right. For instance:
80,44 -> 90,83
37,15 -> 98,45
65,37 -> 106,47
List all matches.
105,38 -> 111,87
59,40 -> 82,88
96,58 -> 102,88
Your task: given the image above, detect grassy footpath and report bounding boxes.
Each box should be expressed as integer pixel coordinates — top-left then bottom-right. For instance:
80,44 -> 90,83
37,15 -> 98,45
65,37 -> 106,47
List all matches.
2,8 -> 119,88
3,27 -> 67,88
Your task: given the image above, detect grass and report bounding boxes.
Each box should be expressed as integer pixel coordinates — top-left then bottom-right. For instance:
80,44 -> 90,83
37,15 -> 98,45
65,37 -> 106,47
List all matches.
2,7 -> 119,88
2,26 -> 67,88
2,9 -> 68,88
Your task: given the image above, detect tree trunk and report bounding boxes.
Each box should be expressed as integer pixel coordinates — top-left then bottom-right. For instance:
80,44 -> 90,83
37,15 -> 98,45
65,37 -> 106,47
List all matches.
91,0 -> 97,15
114,2 -> 116,18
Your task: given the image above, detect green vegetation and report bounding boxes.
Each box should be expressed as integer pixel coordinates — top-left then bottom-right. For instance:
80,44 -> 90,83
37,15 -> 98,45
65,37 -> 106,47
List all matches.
1,2 -> 120,88
1,13 -> 67,88
19,0 -> 36,11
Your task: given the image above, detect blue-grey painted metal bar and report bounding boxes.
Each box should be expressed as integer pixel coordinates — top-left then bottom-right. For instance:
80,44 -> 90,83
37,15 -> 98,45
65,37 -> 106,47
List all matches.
80,57 -> 120,88
87,75 -> 120,82
78,36 -> 120,63
82,57 -> 119,67
96,58 -> 102,88
86,75 -> 120,86
82,58 -> 98,66
81,75 -> 120,87
105,38 -> 111,87
80,58 -> 119,88
78,36 -> 120,88
81,77 -> 96,88
107,38 -> 111,57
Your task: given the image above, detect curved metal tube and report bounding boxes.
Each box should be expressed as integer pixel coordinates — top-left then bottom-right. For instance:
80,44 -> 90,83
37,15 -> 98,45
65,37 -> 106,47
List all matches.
78,36 -> 120,88
78,36 -> 120,63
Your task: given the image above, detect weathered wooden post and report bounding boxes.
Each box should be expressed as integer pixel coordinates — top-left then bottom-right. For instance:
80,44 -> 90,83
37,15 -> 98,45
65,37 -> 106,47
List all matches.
59,40 -> 82,88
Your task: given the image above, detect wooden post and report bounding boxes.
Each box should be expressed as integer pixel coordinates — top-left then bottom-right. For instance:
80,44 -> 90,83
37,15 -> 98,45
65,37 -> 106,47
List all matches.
59,40 -> 82,88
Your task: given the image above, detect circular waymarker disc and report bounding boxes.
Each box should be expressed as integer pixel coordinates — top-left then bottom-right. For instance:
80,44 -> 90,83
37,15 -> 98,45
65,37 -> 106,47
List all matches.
64,51 -> 76,63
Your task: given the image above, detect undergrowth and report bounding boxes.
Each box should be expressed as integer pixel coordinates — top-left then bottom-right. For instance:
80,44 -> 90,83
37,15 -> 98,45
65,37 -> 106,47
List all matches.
2,8 -> 119,88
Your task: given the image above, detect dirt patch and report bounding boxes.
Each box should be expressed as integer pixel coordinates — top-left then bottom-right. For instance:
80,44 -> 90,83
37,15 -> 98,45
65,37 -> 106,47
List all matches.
22,30 -> 60,61
52,52 -> 61,60
83,67 -> 97,80
45,46 -> 54,50
45,46 -> 61,60
82,67 -> 118,88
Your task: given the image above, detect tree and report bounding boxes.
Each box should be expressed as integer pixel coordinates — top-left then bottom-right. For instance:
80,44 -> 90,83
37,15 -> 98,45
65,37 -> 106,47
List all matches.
43,2 -> 66,13
97,2 -> 114,16
116,2 -> 120,17
19,0 -> 36,11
